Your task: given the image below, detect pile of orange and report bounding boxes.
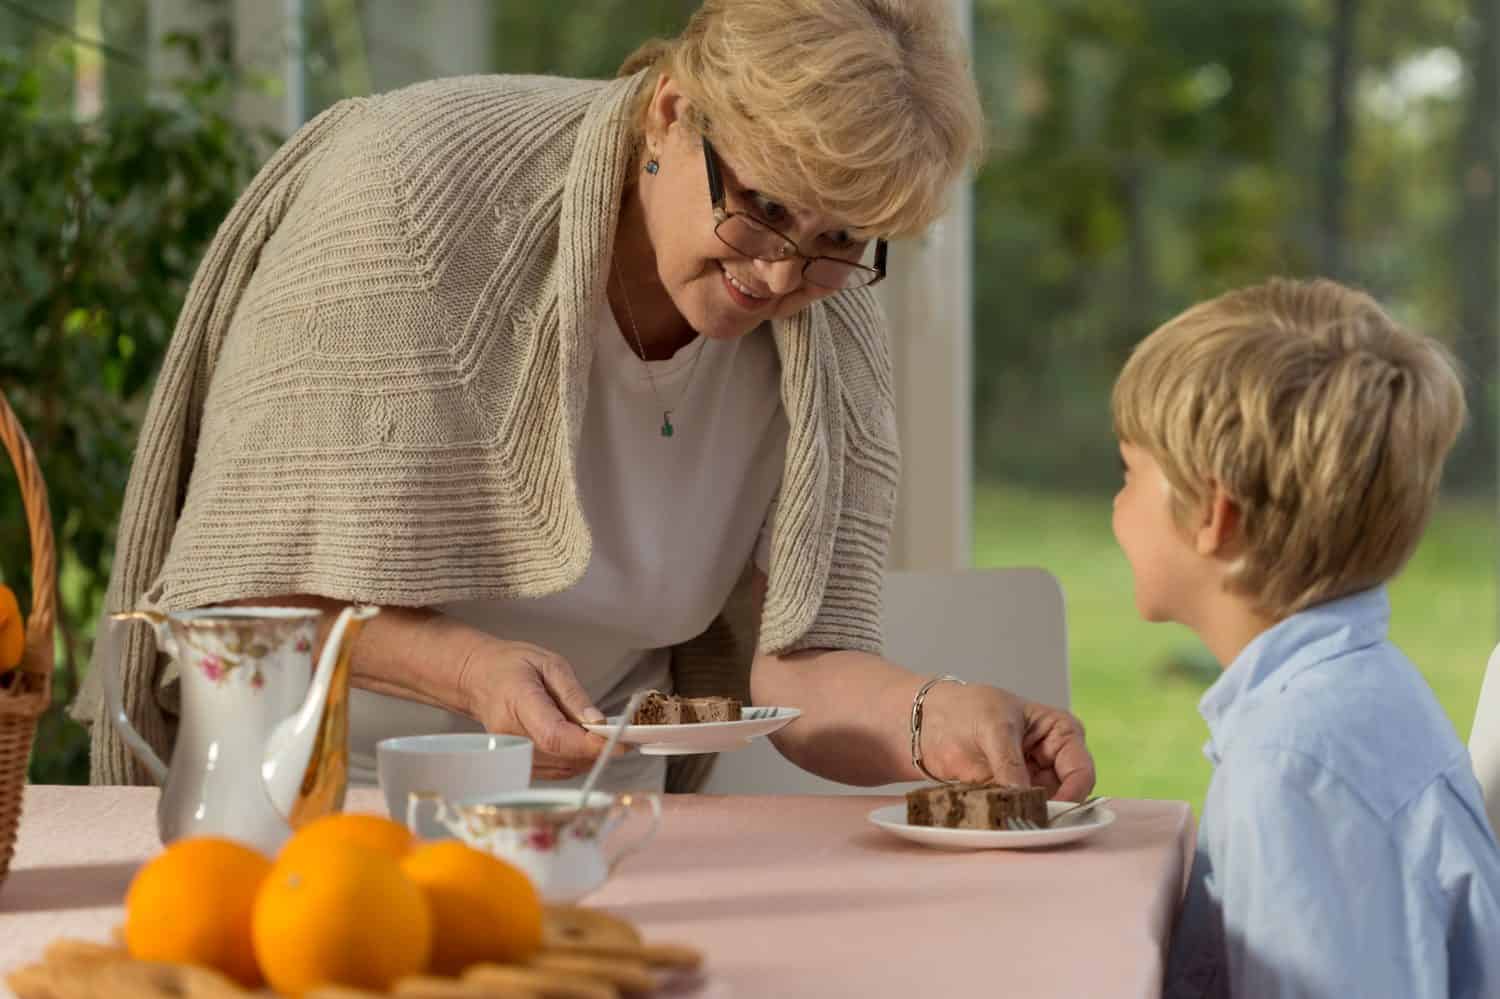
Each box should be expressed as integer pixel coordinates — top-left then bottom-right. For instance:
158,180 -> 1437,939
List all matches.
0,583 -> 24,672
122,812 -> 543,996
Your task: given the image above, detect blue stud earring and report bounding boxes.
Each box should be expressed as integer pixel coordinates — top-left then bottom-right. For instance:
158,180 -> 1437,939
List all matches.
645,159 -> 660,175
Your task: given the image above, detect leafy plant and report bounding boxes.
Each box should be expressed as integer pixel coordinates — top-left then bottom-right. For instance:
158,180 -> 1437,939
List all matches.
0,37 -> 270,783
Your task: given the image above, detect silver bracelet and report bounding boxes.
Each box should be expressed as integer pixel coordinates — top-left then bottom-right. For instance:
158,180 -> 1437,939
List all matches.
910,673 -> 966,784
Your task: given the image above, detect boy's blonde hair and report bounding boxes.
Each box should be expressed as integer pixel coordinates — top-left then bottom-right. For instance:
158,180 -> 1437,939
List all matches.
619,0 -> 982,239
1112,278 -> 1467,619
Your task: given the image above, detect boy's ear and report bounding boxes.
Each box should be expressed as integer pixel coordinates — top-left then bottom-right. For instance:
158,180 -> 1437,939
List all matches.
1194,482 -> 1241,557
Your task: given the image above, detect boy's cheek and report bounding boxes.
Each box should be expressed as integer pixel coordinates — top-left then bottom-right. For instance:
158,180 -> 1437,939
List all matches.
1110,503 -> 1132,553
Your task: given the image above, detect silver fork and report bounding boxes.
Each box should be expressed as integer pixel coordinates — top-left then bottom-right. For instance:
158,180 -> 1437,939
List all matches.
1051,795 -> 1112,827
1005,795 -> 1112,831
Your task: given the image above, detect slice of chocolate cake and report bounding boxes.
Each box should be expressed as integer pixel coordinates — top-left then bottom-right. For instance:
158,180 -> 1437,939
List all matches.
630,691 -> 681,725
628,691 -> 743,725
905,783 -> 960,827
680,697 -> 742,723
905,783 -> 1049,830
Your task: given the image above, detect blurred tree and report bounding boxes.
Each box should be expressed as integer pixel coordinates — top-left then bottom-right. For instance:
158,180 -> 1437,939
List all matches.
490,0 -> 697,78
972,0 -> 1485,493
0,0 -> 77,101
972,0 -> 1306,488
1452,0 -> 1499,493
99,0 -> 146,107
1319,0 -> 1359,278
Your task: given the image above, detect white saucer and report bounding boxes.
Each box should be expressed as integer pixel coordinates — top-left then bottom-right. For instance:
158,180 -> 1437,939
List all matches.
867,800 -> 1117,851
582,706 -> 801,756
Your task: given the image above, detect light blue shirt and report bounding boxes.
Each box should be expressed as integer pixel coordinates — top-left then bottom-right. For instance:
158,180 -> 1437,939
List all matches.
1164,587 -> 1500,998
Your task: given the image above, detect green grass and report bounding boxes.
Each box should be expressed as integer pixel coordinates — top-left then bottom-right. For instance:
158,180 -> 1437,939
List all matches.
973,484 -> 1497,813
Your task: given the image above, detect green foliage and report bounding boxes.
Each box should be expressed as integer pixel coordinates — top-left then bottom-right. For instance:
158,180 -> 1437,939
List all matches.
971,0 -> 1492,493
972,0 -> 1305,488
0,38 -> 266,784
489,0 -> 698,78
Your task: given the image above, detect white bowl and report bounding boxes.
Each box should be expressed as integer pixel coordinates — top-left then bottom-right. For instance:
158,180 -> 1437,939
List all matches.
376,733 -> 532,838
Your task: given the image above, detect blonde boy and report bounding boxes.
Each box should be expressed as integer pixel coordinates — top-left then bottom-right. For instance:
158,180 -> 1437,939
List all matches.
1111,278 -> 1500,998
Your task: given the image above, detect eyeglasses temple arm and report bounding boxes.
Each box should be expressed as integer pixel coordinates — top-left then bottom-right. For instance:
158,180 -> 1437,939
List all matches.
702,135 -> 726,205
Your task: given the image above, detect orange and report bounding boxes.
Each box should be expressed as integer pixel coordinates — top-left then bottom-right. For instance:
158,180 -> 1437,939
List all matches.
0,584 -> 23,672
400,840 -> 542,975
124,836 -> 272,988
282,812 -> 414,861
253,842 -> 431,996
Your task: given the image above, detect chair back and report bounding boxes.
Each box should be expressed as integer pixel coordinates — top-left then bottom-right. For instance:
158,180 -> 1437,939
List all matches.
698,567 -> 1068,795
1469,642 -> 1500,834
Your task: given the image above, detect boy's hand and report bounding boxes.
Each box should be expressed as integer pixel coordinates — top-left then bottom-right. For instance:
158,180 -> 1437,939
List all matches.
921,683 -> 1096,800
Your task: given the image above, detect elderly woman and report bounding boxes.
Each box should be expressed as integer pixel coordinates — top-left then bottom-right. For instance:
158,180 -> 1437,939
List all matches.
83,0 -> 1095,799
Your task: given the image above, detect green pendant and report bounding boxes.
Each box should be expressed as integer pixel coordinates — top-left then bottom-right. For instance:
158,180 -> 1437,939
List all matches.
661,412 -> 675,438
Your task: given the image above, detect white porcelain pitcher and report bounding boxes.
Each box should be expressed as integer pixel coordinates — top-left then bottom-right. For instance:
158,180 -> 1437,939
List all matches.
103,604 -> 378,852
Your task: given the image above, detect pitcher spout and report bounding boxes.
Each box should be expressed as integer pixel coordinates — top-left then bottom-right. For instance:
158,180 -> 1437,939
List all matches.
261,605 -> 379,827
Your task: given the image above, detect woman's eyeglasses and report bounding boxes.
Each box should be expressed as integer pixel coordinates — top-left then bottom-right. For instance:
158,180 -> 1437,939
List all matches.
702,137 -> 887,291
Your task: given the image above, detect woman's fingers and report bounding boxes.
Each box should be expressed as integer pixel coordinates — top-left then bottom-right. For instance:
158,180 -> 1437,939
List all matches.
977,719 -> 1031,788
1048,739 -> 1097,801
928,685 -> 1092,794
1023,704 -> 1097,801
468,640 -> 631,779
536,655 -> 607,725
926,683 -> 1031,786
510,669 -> 608,774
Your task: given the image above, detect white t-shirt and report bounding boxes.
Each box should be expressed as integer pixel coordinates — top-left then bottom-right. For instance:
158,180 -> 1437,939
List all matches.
348,293 -> 788,790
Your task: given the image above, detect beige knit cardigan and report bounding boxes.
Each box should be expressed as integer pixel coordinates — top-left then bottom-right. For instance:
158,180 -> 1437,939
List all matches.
79,73 -> 901,789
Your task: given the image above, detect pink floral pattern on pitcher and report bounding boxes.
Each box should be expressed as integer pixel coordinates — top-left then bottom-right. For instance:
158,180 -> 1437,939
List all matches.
199,655 -> 226,684
185,623 -> 316,693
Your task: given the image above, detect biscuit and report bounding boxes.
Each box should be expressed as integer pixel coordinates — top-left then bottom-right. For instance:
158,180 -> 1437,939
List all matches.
543,905 -> 642,949
529,953 -> 654,993
545,942 -> 702,972
464,963 -> 616,999
392,974 -> 538,997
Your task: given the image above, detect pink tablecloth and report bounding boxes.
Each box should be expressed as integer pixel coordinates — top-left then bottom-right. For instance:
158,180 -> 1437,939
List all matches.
0,787 -> 1193,998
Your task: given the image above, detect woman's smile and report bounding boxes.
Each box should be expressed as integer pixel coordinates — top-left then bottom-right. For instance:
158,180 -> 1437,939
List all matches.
719,262 -> 773,310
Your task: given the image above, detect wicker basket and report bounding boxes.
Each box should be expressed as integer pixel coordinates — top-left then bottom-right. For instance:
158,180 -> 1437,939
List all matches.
0,392 -> 57,885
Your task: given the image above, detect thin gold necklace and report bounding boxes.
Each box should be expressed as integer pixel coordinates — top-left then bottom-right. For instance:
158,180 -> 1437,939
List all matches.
611,258 -> 704,438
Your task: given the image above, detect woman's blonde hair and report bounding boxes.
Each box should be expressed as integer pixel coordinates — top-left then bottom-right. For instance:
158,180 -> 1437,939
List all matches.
619,0 -> 983,238
1112,278 -> 1467,619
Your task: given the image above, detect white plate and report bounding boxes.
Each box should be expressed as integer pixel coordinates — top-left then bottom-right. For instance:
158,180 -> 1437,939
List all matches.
582,706 -> 802,756
867,800 -> 1117,850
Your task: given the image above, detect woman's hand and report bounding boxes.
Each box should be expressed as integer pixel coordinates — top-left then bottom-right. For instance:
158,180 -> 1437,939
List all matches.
459,637 -> 619,780
919,682 -> 1096,801
231,598 -> 621,782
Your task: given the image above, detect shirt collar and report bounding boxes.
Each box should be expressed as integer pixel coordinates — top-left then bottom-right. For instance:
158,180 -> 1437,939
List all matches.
1198,586 -> 1391,761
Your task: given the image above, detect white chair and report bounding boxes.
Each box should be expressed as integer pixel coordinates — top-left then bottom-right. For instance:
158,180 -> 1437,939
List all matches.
698,567 -> 1070,795
1469,643 -> 1500,835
